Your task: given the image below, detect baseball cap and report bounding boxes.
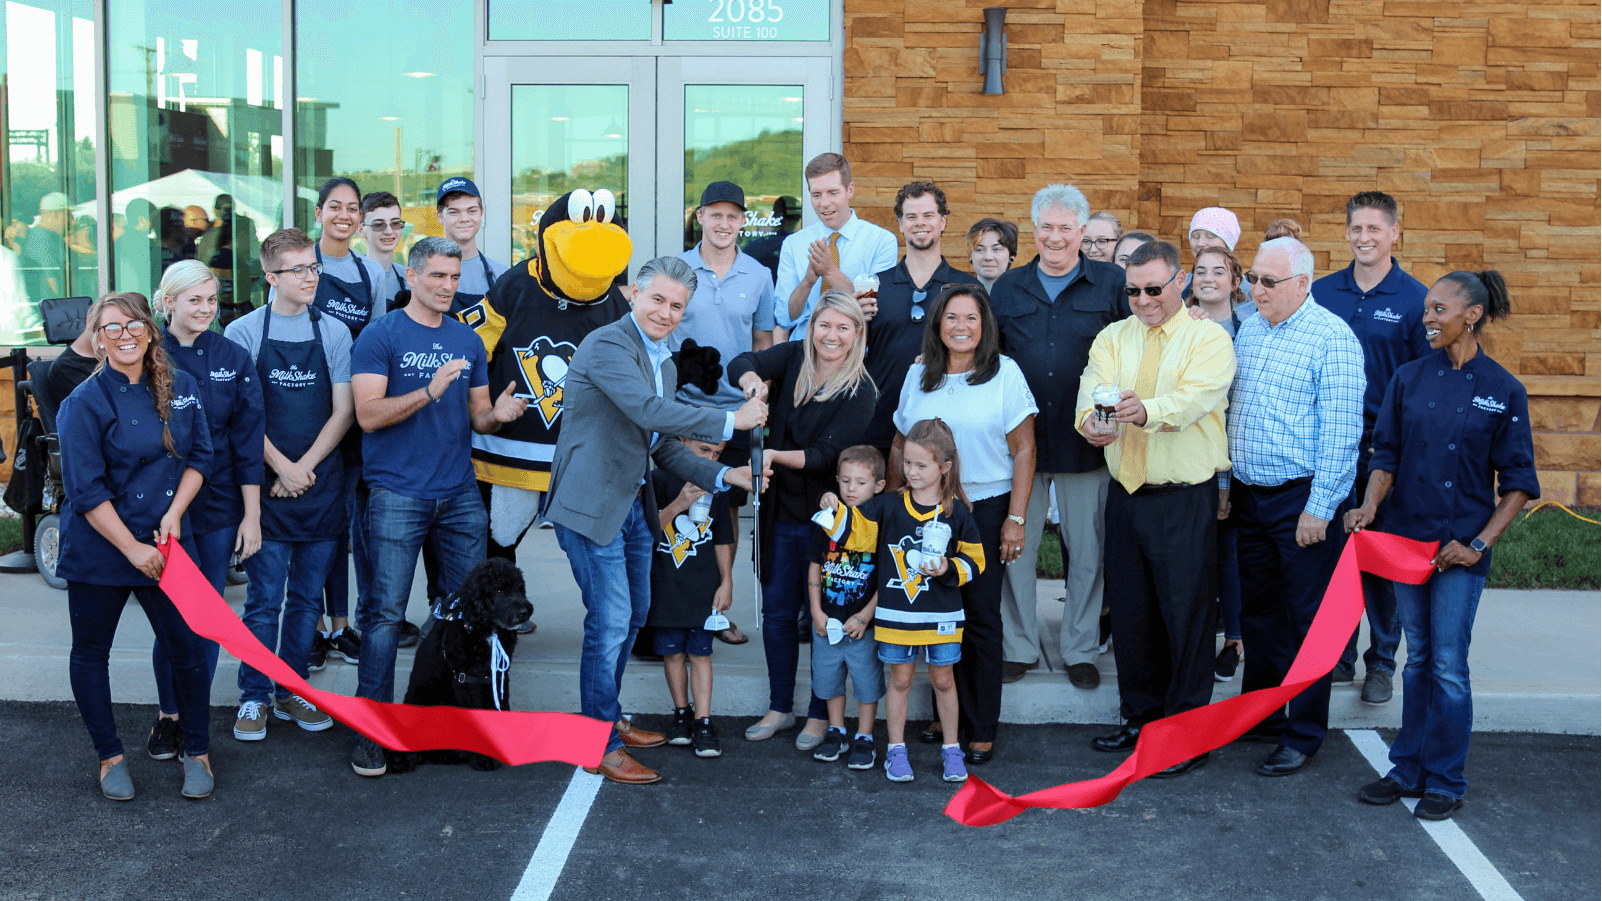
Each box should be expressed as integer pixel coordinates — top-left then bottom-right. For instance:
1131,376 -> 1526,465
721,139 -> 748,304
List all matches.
700,181 -> 746,210
38,192 -> 71,212
436,177 -> 482,205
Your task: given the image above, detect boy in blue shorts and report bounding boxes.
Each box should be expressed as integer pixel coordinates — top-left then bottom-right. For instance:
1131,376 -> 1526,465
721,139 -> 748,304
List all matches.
807,446 -> 887,769
648,436 -> 734,758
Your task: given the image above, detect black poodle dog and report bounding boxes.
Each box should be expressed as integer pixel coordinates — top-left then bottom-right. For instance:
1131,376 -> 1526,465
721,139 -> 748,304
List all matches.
387,558 -> 533,774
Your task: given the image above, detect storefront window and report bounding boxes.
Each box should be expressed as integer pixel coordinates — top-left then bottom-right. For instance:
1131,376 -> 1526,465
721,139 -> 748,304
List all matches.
510,85 -> 628,263
664,0 -> 830,42
489,0 -> 651,42
294,0 -> 474,259
682,85 -> 803,252
1,0 -> 97,344
106,0 -> 284,326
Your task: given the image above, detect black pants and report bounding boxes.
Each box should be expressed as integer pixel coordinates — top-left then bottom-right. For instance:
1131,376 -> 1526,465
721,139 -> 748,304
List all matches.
1234,477 -> 1349,755
954,493 -> 1010,744
1103,481 -> 1217,725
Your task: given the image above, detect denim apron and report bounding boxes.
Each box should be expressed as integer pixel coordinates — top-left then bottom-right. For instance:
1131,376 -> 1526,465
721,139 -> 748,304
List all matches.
256,307 -> 345,542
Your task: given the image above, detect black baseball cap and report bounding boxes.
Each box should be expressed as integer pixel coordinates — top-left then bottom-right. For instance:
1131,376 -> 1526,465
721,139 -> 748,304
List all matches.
700,181 -> 746,210
436,177 -> 482,206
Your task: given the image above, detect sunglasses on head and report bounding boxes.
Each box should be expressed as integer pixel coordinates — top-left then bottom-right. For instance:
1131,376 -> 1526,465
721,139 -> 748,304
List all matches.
1123,269 -> 1180,298
1244,271 -> 1299,289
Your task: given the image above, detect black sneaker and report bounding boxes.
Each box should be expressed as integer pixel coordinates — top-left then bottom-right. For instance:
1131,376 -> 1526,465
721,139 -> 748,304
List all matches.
146,716 -> 180,761
1215,643 -> 1240,682
350,736 -> 387,777
692,718 -> 722,758
667,707 -> 694,746
329,629 -> 361,664
846,735 -> 876,770
397,621 -> 421,649
1414,793 -> 1464,821
1331,661 -> 1356,683
812,730 -> 847,762
307,634 -> 328,672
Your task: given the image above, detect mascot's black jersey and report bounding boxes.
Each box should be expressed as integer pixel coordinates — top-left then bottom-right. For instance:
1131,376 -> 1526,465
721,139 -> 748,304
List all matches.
463,257 -> 628,491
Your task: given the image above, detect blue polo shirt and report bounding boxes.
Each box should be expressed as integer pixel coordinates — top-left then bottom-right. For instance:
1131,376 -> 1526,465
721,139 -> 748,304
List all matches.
1369,349 -> 1540,576
1311,258 -> 1430,468
672,244 -> 776,410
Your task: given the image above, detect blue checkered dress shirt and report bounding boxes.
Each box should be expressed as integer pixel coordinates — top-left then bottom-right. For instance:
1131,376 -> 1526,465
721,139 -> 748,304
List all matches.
1227,295 -> 1366,521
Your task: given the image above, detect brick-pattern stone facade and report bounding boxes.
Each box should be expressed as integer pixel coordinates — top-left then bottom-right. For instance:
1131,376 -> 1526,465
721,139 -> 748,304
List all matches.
843,0 -> 1599,505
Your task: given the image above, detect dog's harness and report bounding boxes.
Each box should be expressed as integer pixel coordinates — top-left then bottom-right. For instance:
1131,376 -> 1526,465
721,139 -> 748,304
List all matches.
432,595 -> 513,712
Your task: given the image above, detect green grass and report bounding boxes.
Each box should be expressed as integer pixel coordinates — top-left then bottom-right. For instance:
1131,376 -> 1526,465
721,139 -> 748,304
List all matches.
1035,507 -> 1600,589
0,515 -> 20,556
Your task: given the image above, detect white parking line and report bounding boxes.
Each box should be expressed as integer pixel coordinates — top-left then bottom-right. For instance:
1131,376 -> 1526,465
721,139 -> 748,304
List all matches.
1346,729 -> 1526,901
509,767 -> 604,901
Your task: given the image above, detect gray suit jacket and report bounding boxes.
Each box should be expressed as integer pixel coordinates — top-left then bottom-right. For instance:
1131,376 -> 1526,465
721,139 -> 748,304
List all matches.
546,315 -> 728,546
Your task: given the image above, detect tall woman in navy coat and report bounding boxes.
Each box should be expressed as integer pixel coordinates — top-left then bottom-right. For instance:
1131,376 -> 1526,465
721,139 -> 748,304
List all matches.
1345,270 -> 1538,821
145,260 -> 264,760
57,292 -> 216,801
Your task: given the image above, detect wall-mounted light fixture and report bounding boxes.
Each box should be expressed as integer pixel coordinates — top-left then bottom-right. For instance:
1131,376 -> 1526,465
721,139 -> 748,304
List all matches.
980,7 -> 1008,95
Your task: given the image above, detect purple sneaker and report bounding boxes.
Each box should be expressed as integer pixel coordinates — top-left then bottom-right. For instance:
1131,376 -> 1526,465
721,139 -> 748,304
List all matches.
884,745 -> 914,782
942,745 -> 969,783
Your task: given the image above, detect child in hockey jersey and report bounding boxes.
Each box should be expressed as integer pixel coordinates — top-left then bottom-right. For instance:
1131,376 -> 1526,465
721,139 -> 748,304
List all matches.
818,419 -> 984,784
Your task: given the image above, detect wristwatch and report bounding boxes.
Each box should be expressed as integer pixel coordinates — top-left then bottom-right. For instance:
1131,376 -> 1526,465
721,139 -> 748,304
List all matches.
1007,514 -> 1026,526
1469,537 -> 1488,554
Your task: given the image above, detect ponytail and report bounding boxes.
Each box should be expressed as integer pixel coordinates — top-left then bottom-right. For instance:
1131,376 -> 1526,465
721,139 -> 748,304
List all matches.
1438,270 -> 1511,333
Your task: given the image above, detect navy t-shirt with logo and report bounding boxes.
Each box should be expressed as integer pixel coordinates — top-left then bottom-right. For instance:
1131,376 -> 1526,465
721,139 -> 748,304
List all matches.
351,309 -> 488,499
806,527 -> 877,622
648,469 -> 734,629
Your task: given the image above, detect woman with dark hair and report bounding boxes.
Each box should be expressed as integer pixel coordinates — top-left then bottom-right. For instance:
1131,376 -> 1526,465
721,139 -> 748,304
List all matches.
965,218 -> 1018,295
729,289 -> 877,745
57,292 -> 216,800
891,283 -> 1036,763
1347,270 -> 1537,822
1112,232 -> 1155,269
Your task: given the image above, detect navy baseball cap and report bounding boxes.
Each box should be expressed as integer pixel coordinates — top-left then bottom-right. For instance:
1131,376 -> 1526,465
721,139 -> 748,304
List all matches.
436,177 -> 482,205
700,181 -> 746,210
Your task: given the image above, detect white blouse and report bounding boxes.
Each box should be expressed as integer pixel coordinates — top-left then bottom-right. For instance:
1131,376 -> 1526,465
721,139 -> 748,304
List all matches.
894,355 -> 1038,501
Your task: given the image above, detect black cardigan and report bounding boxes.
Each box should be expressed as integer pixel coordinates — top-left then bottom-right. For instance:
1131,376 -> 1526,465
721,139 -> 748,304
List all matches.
727,341 -> 877,581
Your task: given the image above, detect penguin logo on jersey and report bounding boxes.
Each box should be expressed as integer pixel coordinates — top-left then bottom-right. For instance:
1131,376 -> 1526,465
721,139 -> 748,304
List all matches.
885,536 -> 930,603
513,336 -> 578,428
659,514 -> 714,568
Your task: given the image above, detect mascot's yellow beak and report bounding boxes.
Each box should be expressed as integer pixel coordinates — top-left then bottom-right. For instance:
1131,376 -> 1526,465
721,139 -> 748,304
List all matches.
543,220 -> 632,302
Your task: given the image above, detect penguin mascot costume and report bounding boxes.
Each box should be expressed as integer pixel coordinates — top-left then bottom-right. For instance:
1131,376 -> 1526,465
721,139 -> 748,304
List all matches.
456,188 -> 632,560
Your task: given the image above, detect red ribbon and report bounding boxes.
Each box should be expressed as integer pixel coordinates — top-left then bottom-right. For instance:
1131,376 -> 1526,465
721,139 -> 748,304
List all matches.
156,540 -> 611,768
945,530 -> 1440,827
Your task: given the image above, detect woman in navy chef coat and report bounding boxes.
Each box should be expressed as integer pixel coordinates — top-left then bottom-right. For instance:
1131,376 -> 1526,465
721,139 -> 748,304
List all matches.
144,260 -> 265,761
1344,270 -> 1538,822
57,292 -> 217,801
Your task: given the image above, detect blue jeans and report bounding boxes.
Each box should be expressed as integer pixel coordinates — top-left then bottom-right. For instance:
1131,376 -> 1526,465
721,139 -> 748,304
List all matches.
154,525 -> 232,715
239,539 -> 338,704
1387,567 -> 1487,800
555,497 -> 653,755
324,474 -> 373,622
760,520 -> 828,719
70,582 -> 210,759
358,486 -> 487,703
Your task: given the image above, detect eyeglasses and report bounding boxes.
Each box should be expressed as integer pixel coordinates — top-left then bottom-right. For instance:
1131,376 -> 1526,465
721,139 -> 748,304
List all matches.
98,320 -> 147,338
366,219 -> 406,233
1123,269 -> 1181,298
269,263 -> 323,280
1084,237 -> 1119,249
1244,271 -> 1299,289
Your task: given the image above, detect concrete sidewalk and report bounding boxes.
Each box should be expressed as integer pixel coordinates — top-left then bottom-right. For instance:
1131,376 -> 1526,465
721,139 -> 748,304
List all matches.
3,515 -> 1597,735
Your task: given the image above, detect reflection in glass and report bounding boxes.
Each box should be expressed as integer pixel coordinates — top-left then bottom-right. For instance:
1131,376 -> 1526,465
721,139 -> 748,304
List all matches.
1,0 -> 96,344
681,86 -> 804,254
511,86 -> 628,264
489,0 -> 650,41
106,0 -> 283,327
295,0 -> 474,265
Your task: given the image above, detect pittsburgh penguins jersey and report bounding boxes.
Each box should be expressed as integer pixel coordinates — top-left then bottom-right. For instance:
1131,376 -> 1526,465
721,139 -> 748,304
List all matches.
648,470 -> 735,629
458,257 -> 629,491
824,492 -> 984,646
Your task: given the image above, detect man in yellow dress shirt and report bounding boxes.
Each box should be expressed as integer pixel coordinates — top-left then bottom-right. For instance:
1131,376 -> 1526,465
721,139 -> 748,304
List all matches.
1074,240 -> 1236,778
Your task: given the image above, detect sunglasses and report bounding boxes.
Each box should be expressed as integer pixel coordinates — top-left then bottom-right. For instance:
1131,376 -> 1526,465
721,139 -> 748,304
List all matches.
1244,271 -> 1299,289
1123,269 -> 1180,298
910,288 -> 928,322
366,218 -> 406,233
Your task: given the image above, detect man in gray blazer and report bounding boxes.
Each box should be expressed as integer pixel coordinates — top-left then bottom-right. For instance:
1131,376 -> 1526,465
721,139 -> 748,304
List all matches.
547,256 -> 767,784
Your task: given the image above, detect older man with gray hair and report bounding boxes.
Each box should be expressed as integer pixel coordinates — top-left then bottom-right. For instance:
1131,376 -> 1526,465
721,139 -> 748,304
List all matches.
1229,235 -> 1364,777
546,256 -> 767,785
991,183 -> 1131,691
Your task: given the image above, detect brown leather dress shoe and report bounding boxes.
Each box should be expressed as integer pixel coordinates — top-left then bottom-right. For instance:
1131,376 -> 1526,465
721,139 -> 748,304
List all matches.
583,749 -> 661,785
617,718 -> 667,749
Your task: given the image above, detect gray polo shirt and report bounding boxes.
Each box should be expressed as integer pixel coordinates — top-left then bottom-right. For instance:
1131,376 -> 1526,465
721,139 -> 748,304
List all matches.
224,304 -> 353,384
671,244 -> 776,410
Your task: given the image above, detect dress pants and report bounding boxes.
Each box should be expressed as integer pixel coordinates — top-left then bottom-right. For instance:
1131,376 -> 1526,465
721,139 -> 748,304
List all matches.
1233,477 -> 1349,755
1104,481 -> 1217,724
999,469 -> 1108,667
954,493 -> 1009,744
1339,471 -> 1400,676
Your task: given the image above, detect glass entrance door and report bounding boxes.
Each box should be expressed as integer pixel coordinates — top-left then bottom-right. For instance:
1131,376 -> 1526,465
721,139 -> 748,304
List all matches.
482,55 -> 831,277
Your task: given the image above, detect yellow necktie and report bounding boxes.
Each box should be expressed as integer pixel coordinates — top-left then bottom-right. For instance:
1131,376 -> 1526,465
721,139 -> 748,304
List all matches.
828,232 -> 841,269
1117,327 -> 1165,495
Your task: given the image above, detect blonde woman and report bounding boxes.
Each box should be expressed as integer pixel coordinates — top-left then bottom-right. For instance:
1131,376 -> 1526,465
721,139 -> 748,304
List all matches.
146,260 -> 264,761
729,290 -> 877,744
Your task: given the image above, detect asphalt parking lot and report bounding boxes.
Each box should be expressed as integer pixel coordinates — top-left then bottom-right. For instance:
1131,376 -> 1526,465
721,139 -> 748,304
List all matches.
5,701 -> 1595,901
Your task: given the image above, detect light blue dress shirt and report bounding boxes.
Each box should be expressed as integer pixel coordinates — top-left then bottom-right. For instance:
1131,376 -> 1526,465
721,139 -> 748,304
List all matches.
773,210 -> 899,334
